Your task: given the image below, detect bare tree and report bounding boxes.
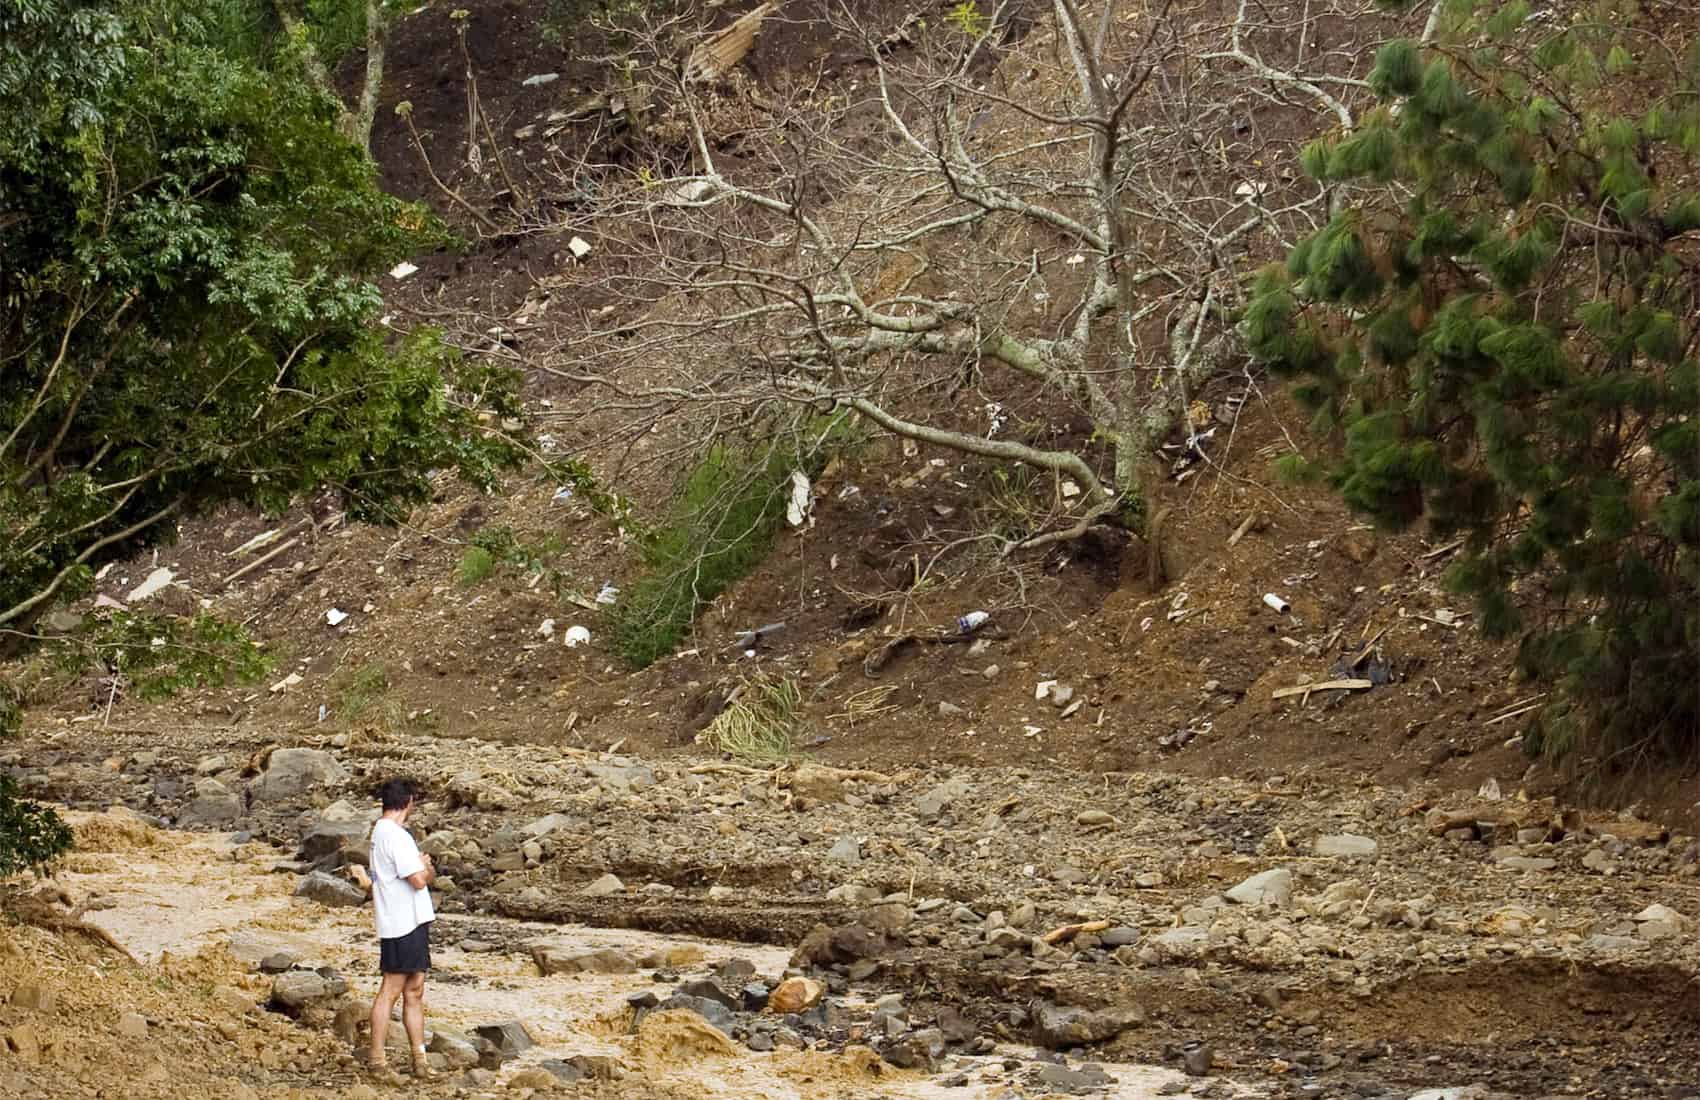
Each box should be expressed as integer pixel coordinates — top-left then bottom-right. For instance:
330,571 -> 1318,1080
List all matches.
471,0 -> 1428,552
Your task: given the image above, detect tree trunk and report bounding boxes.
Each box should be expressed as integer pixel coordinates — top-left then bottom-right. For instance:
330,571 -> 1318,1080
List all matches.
345,0 -> 389,152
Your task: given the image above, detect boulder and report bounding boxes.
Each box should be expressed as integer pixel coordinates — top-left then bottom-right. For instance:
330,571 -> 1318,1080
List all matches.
531,945 -> 638,976
473,1020 -> 534,1056
1032,1002 -> 1142,1049
767,977 -> 823,1014
659,993 -> 735,1033
299,819 -> 367,862
1224,867 -> 1293,908
579,873 -> 625,897
252,748 -> 347,801
294,870 -> 365,908
882,1027 -> 945,1069
179,778 -> 242,827
427,1027 -> 481,1069
269,971 -> 332,1011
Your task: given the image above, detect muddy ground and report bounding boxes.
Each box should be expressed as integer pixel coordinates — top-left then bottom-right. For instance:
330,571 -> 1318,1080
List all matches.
4,725 -> 1698,1099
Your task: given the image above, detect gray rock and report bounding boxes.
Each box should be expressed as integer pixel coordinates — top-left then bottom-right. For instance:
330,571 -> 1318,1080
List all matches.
579,872 -> 625,897
1182,1039 -> 1215,1076
825,883 -> 882,904
675,978 -> 740,1012
585,761 -> 656,792
427,1027 -> 481,1068
1314,834 -> 1378,859
251,748 -> 347,801
116,1011 -> 148,1040
659,994 -> 735,1033
915,778 -> 970,819
538,1059 -> 585,1084
1224,867 -> 1293,908
1582,848 -> 1615,872
826,836 -> 861,864
1099,926 -> 1140,948
1146,927 -> 1209,961
293,870 -> 365,908
1032,1002 -> 1143,1049
523,813 -> 573,838
532,945 -> 638,976
269,971 -> 332,1011
1048,683 -> 1076,708
473,1020 -> 533,1056
938,701 -> 966,718
299,819 -> 366,862
258,951 -> 298,974
882,1027 -> 945,1069
179,777 -> 242,826
1034,1062 -> 1113,1094
1492,852 -> 1557,872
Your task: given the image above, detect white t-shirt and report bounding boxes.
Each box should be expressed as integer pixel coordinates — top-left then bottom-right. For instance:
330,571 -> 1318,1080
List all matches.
369,817 -> 435,940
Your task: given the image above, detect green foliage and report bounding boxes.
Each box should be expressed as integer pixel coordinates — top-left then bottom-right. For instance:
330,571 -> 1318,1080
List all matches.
1,1 -> 524,633
63,612 -> 271,701
1247,1 -> 1700,764
611,444 -> 794,668
946,1 -> 989,38
0,776 -> 72,876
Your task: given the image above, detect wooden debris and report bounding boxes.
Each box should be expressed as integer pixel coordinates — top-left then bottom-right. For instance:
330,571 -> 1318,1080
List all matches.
1040,919 -> 1110,946
1226,512 -> 1261,546
1271,678 -> 1373,700
220,535 -> 301,588
685,2 -> 779,83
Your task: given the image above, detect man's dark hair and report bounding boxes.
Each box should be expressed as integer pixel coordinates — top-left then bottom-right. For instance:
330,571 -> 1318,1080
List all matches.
379,777 -> 420,812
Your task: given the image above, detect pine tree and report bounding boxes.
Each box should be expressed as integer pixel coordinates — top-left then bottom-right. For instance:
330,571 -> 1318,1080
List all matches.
1245,0 -> 1700,765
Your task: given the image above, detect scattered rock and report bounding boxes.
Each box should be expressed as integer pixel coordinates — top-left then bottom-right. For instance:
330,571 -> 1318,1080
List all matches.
532,944 -> 638,976
293,870 -> 365,908
269,971 -> 334,1011
179,778 -> 242,826
1034,1062 -> 1114,1094
660,993 -> 736,1033
428,1027 -> 482,1068
1182,1039 -> 1215,1076
579,873 -> 625,897
299,819 -> 367,862
1032,1002 -> 1142,1049
825,835 -> 861,864
1633,903 -> 1687,940
258,951 -> 298,974
915,778 -> 969,819
882,1027 -> 945,1069
252,748 -> 348,801
1075,810 -> 1114,827
9,983 -> 55,1012
115,1012 -> 148,1040
474,1020 -> 535,1056
507,1065 -> 564,1090
1314,834 -> 1378,859
1224,867 -> 1293,908
1490,850 -> 1558,873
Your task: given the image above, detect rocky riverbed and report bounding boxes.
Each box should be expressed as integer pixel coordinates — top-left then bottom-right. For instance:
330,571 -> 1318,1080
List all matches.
4,726 -> 1699,1099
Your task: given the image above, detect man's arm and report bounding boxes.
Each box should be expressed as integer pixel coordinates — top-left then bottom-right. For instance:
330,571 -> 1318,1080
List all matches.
404,853 -> 435,891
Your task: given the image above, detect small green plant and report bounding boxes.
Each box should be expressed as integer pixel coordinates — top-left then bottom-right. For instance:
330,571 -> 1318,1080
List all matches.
457,545 -> 497,587
335,661 -> 411,731
0,776 -> 72,877
701,674 -> 808,763
946,0 -> 989,38
52,611 -> 271,703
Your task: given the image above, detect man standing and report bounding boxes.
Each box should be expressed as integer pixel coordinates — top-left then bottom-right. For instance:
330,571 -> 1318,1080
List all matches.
353,778 -> 437,1078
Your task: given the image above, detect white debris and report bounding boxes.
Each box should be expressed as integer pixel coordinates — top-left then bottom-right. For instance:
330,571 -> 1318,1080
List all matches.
1262,592 -> 1290,614
786,470 -> 812,527
1477,777 -> 1502,802
552,486 -> 574,504
228,528 -> 283,557
389,261 -> 419,280
564,625 -> 591,648
94,594 -> 128,611
128,568 -> 174,603
270,672 -> 304,693
568,236 -> 592,260
522,72 -> 560,86
1035,680 -> 1059,701
325,608 -> 349,627
1060,479 -> 1081,499
537,619 -> 556,638
595,583 -> 620,605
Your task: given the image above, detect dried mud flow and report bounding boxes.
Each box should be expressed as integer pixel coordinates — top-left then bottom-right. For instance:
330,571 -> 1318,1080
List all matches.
8,1 -> 1700,1098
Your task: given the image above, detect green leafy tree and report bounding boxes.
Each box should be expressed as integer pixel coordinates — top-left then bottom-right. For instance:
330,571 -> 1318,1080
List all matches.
0,0 -> 522,867
1245,0 -> 1700,763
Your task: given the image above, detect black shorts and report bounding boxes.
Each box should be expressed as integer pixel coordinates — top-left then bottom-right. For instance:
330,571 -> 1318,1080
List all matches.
379,921 -> 432,974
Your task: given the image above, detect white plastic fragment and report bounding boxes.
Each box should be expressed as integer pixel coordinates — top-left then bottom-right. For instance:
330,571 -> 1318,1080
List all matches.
325,608 -> 349,627
595,583 -> 620,605
1035,680 -> 1059,701
537,619 -> 556,638
564,625 -> 591,648
128,567 -> 174,602
389,261 -> 419,280
568,236 -> 592,260
270,672 -> 303,693
1262,592 -> 1290,614
786,470 -> 812,527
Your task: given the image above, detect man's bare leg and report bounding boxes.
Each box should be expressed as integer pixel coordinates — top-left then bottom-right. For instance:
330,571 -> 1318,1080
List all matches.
403,972 -> 433,1076
368,972 -> 407,1065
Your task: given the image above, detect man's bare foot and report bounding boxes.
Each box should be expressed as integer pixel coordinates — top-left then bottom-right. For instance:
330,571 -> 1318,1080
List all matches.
410,1052 -> 438,1079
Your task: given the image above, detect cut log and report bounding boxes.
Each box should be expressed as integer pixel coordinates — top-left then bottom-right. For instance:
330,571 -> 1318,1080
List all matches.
1040,919 -> 1110,946
1271,678 -> 1373,700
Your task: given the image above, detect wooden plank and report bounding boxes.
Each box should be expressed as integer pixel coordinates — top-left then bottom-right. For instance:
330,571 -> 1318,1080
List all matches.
1272,678 -> 1373,700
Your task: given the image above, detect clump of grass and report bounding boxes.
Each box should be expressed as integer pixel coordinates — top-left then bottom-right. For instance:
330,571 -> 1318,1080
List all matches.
700,674 -> 808,763
457,545 -> 497,586
611,413 -> 862,669
336,662 -> 411,732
